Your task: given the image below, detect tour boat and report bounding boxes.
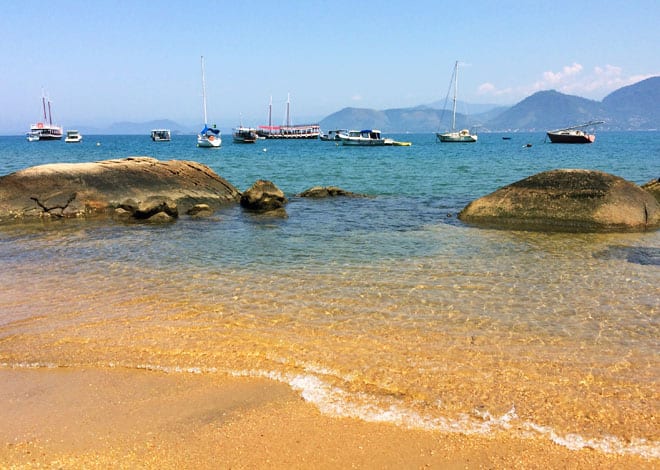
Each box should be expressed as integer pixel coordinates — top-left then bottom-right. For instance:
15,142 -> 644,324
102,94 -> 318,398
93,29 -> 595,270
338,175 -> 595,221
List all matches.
27,93 -> 63,141
257,94 -> 320,139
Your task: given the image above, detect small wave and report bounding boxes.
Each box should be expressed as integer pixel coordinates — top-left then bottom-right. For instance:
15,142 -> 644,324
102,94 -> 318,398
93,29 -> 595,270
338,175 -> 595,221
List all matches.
1,361 -> 59,369
4,361 -> 657,459
237,368 -> 660,460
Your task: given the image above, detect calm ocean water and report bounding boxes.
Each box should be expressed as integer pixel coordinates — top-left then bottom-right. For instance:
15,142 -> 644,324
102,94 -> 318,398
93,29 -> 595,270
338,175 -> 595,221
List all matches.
0,132 -> 658,458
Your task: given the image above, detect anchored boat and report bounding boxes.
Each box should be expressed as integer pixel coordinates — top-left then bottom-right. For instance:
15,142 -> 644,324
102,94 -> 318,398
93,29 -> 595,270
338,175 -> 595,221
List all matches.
197,56 -> 221,148
546,121 -> 605,144
436,61 -> 477,143
27,93 -> 63,141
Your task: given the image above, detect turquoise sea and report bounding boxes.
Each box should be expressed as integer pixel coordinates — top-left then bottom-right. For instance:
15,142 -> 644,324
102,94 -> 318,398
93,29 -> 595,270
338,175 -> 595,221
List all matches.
0,132 -> 658,459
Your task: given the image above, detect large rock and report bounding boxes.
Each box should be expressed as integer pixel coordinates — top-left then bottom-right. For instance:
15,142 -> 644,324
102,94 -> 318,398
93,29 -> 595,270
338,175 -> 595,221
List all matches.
0,157 -> 241,222
458,169 -> 660,232
642,177 -> 660,203
240,180 -> 287,212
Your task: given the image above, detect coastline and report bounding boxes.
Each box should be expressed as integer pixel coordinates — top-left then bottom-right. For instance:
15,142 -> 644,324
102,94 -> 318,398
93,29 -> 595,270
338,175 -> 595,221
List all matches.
0,367 -> 654,469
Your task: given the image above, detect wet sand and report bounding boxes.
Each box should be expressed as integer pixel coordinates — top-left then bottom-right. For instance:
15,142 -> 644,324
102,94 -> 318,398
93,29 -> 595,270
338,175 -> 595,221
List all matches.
0,368 -> 654,469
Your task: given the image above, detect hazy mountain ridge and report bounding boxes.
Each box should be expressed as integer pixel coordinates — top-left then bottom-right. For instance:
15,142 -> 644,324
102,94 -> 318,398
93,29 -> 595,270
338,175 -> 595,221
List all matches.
70,77 -> 659,135
320,77 -> 659,132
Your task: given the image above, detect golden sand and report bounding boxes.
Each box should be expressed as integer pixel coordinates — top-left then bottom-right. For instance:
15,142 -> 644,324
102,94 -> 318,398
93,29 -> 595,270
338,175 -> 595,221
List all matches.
0,368 -> 654,469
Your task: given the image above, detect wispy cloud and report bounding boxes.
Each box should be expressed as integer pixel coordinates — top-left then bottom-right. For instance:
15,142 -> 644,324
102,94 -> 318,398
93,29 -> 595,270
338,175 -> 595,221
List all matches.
478,64 -> 657,103
351,94 -> 363,102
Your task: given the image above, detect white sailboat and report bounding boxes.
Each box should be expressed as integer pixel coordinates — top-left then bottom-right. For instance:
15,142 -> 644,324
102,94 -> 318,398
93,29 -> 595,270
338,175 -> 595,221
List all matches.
436,61 -> 477,143
197,56 -> 221,148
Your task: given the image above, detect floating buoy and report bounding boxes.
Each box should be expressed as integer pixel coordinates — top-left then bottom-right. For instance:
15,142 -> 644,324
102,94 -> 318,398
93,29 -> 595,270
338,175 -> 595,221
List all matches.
263,148 -> 267,152
96,142 -> 101,146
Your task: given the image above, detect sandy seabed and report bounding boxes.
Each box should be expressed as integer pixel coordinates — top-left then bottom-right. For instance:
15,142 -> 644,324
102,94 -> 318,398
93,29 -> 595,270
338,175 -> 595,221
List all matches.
0,368 -> 655,469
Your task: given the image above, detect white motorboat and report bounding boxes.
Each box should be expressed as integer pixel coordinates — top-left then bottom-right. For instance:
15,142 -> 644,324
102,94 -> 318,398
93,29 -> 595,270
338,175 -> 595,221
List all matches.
339,129 -> 393,146
233,126 -> 258,143
436,61 -> 478,143
197,56 -> 221,148
320,129 -> 348,141
64,130 -> 83,143
151,129 -> 171,142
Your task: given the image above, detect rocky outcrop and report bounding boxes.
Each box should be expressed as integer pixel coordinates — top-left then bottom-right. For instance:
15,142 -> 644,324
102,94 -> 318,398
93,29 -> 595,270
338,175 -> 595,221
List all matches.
0,157 -> 241,222
297,186 -> 367,198
641,177 -> 660,203
240,180 -> 287,213
459,169 -> 660,232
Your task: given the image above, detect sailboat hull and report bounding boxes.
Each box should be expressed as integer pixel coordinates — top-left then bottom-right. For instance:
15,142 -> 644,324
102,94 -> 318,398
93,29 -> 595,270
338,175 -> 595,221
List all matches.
197,135 -> 221,147
437,130 -> 478,143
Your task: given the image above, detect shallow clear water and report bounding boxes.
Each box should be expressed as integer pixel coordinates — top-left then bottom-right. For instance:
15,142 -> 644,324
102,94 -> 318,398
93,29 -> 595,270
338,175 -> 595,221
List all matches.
0,132 -> 658,458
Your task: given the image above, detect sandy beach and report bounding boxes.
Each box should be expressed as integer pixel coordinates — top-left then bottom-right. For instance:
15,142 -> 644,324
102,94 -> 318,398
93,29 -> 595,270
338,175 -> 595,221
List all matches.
0,367 -> 654,469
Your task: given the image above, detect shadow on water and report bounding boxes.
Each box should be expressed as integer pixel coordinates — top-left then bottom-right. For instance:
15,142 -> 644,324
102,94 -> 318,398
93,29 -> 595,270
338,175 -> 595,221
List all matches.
593,245 -> 660,265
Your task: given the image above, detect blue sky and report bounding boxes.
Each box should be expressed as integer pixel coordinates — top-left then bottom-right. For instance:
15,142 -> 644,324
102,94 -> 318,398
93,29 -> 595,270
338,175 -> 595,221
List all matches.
2,0 -> 658,133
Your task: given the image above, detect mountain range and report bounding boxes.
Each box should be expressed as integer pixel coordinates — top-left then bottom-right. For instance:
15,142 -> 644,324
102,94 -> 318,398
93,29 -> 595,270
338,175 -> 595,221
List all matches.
319,76 -> 660,133
68,77 -> 659,135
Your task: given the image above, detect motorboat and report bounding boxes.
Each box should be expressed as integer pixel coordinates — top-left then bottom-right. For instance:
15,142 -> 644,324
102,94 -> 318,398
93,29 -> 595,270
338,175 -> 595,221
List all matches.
64,130 -> 83,143
546,121 -> 604,144
197,56 -> 222,148
339,129 -> 393,146
320,129 -> 348,141
151,129 -> 171,142
233,126 -> 258,143
436,61 -> 478,143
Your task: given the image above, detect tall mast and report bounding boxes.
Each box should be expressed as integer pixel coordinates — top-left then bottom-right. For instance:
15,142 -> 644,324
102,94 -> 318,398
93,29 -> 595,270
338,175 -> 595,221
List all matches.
451,61 -> 458,131
268,95 -> 272,129
42,92 -> 47,122
200,56 -> 208,125
48,99 -> 53,125
286,92 -> 291,127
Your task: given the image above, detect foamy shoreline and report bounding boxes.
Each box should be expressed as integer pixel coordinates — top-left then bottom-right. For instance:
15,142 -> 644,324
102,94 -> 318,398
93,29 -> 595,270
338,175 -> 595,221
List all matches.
0,367 -> 655,469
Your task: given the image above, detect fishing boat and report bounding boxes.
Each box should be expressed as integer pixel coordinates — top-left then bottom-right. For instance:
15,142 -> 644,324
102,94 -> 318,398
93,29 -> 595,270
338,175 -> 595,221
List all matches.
27,93 -> 63,141
320,129 -> 348,141
339,129 -> 393,146
436,61 -> 477,143
257,94 -> 320,139
151,129 -> 171,142
233,126 -> 258,144
197,56 -> 221,148
64,130 -> 83,143
546,121 -> 604,144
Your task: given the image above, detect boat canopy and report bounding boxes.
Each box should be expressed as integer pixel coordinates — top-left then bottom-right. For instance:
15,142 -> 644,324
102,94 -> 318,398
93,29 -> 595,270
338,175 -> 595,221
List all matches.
200,125 -> 220,135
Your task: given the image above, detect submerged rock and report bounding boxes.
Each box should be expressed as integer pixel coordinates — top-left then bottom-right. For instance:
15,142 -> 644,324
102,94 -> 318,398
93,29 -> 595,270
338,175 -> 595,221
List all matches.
459,169 -> 660,232
240,180 -> 287,213
593,246 -> 660,266
0,157 -> 241,222
297,186 -> 366,198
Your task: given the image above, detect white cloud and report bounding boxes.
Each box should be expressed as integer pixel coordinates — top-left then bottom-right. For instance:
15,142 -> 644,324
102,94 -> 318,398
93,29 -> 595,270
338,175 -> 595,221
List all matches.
351,94 -> 363,102
477,82 -> 513,98
469,64 -> 656,104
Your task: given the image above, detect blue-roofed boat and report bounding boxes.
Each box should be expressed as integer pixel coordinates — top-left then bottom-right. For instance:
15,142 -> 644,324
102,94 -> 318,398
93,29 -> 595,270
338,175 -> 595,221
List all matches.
338,129 -> 393,146
197,56 -> 221,148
